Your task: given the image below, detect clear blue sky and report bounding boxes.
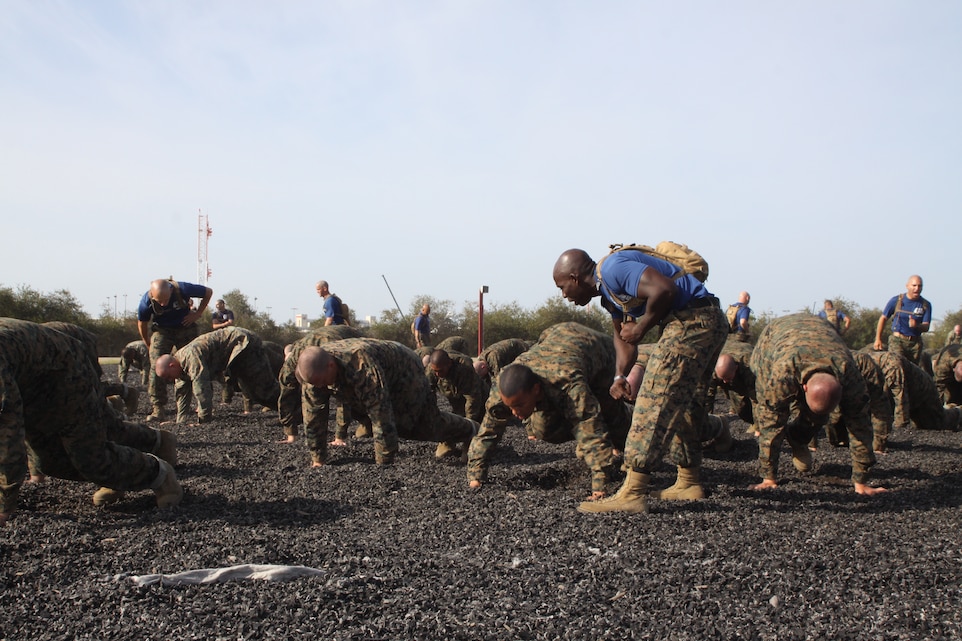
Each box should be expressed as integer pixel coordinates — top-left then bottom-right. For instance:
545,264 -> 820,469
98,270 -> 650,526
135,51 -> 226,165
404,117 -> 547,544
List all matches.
2,2 -> 960,325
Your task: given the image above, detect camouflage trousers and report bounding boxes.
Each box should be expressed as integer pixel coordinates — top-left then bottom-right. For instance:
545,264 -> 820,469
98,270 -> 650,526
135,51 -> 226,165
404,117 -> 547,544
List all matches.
624,304 -> 728,473
302,386 -> 354,464
337,398 -> 476,465
758,411 -> 876,484
21,389 -> 163,502
148,324 -> 199,412
228,347 -> 281,412
889,334 -> 923,367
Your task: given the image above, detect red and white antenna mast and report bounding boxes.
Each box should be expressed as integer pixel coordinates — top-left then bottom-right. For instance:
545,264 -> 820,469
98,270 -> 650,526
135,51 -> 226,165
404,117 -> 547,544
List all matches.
198,210 -> 213,284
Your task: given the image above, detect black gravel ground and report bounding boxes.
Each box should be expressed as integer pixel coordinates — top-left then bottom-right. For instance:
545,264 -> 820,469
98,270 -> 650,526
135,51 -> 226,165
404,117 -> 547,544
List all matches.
2,371 -> 961,641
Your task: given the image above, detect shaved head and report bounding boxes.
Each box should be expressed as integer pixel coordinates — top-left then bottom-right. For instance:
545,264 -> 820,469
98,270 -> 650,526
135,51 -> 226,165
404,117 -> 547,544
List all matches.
149,279 -> 172,305
803,372 -> 842,415
552,249 -> 598,307
297,346 -> 337,387
154,354 -> 183,381
714,354 -> 738,383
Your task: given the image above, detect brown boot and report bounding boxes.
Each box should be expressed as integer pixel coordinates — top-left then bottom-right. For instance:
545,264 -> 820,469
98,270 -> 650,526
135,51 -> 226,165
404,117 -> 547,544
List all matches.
124,386 -> 139,415
155,429 -> 178,467
146,407 -> 165,423
355,424 -> 372,438
791,443 -> 813,473
657,466 -> 704,500
577,469 -> 649,514
435,441 -> 461,459
154,460 -> 183,509
93,487 -> 125,506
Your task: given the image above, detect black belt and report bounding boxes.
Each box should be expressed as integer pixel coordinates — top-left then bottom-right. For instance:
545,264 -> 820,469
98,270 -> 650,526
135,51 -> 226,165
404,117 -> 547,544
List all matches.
688,296 -> 719,310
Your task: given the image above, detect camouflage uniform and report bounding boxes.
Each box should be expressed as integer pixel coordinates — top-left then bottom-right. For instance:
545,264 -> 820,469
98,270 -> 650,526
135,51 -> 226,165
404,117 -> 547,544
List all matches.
478,339 -> 530,378
428,351 -> 487,423
118,340 -> 150,386
751,314 -> 876,484
867,350 -> 958,433
222,339 -> 285,411
0,319 -> 165,515
623,303 -> 728,475
824,352 -> 893,452
467,322 -> 631,493
933,344 -> 962,406
311,339 -> 477,465
278,326 -> 362,448
705,340 -> 756,424
945,331 -> 962,347
42,322 -> 131,407
171,327 -> 279,423
436,336 -> 470,355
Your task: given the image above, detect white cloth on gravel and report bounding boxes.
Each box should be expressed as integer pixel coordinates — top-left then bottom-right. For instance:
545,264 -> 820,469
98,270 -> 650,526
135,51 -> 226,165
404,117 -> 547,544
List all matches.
127,564 -> 326,587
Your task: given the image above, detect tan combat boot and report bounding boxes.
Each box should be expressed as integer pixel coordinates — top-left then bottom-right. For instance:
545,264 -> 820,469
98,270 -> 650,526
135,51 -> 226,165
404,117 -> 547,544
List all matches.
146,407 -> 165,423
93,487 -> 125,506
155,429 -> 178,467
657,466 -> 704,500
790,442 -> 813,473
355,424 -> 372,438
435,441 -> 461,459
577,469 -> 650,514
124,386 -> 139,415
154,460 -> 183,509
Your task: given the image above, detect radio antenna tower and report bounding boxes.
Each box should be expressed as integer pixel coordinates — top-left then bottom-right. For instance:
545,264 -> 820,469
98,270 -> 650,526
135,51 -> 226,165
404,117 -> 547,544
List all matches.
198,210 -> 212,285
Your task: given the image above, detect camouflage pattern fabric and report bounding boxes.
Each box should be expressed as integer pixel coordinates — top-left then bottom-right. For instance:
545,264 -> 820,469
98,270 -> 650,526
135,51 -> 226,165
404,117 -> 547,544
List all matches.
946,332 -> 962,347
436,336 -> 470,355
478,339 -> 530,378
868,350 -> 955,431
119,340 -> 150,386
750,313 -> 876,484
0,319 -> 162,514
222,339 -> 285,411
467,322 -> 629,493
148,323 -> 200,413
889,333 -> 923,367
427,351 -> 486,423
315,339 -> 476,465
173,327 -> 279,423
277,325 -> 362,447
933,344 -> 962,406
825,352 -> 893,451
705,339 -> 755,424
623,304 -> 728,474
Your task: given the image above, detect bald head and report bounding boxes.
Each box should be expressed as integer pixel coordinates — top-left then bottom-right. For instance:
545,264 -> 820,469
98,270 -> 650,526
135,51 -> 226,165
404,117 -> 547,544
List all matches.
954,361 -> 962,383
421,304 -> 431,315
739,291 -> 751,305
714,354 -> 738,383
552,249 -> 594,281
473,358 -> 489,378
553,249 -> 598,307
905,275 -> 923,300
803,372 -> 842,416
149,279 -> 172,306
154,354 -> 182,381
296,346 -> 337,387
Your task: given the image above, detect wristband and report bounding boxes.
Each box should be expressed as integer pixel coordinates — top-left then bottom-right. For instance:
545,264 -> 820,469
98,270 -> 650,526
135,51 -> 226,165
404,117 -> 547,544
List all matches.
613,375 -> 626,383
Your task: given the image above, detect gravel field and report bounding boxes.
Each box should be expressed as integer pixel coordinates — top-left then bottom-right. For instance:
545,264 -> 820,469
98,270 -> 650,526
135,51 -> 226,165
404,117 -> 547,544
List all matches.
2,370 -> 961,641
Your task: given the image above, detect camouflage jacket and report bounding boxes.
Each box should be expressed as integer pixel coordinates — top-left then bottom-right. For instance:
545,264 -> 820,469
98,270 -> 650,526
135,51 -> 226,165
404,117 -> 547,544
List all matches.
933,344 -> 962,405
467,322 -> 619,491
277,325 -> 362,429
478,339 -> 530,377
427,351 -> 486,422
174,327 -> 261,422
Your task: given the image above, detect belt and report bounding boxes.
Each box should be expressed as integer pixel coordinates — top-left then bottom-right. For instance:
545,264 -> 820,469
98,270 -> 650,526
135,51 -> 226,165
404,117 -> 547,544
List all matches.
893,332 -> 920,342
687,296 -> 719,310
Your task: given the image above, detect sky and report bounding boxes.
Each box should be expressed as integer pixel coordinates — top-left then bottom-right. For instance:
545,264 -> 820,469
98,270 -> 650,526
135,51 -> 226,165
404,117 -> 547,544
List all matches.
2,1 -> 960,326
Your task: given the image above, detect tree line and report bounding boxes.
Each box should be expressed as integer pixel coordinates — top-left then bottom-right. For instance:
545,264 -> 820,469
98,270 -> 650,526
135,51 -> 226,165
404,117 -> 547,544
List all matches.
2,284 -> 960,357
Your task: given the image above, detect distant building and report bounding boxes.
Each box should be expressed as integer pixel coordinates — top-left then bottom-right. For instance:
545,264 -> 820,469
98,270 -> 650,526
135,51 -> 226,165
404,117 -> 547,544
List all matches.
294,314 -> 310,330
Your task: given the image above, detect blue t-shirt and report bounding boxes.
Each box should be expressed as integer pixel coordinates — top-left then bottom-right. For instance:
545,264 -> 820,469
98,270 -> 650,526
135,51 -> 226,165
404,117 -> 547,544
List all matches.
324,295 -> 346,325
212,309 -> 235,324
137,281 -> 209,328
597,251 -> 713,320
734,303 -> 751,333
414,313 -> 430,334
882,294 -> 931,337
